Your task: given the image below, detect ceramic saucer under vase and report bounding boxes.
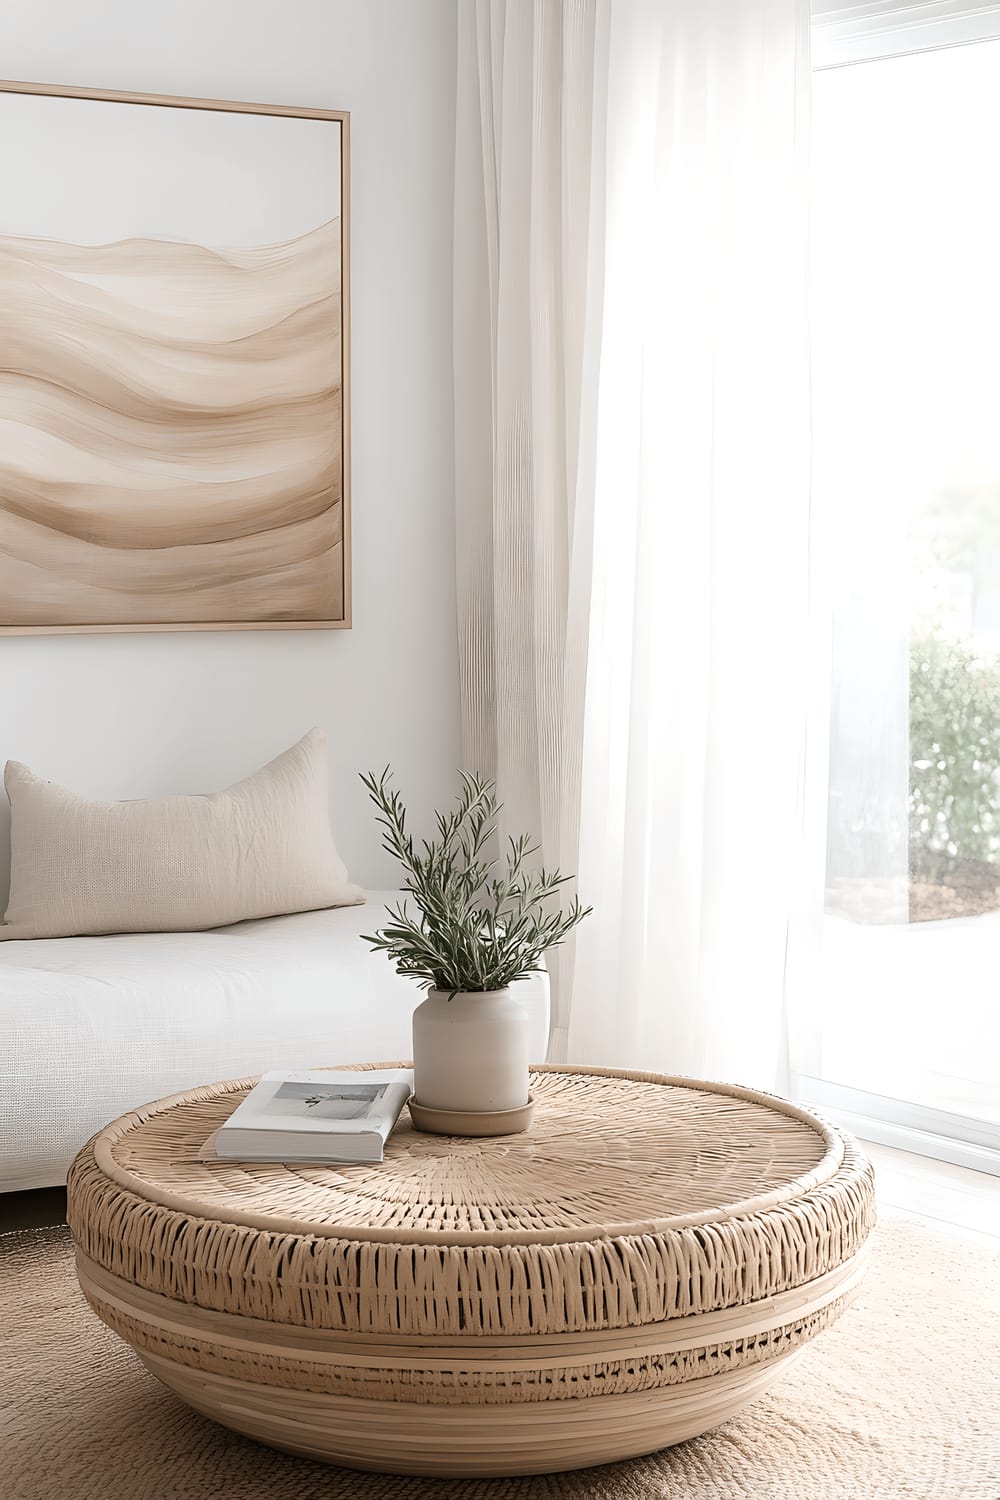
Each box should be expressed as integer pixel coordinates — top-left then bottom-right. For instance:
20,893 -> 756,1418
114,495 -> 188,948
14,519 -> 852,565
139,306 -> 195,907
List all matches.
408,1095 -> 536,1137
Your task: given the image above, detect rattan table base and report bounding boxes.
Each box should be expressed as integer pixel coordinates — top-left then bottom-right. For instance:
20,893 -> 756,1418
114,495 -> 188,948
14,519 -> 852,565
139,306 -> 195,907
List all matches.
68,1066 -> 875,1477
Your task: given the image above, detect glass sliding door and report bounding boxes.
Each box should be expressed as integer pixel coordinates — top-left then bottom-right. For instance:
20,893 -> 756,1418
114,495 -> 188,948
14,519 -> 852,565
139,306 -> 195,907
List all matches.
806,25 -> 1000,1168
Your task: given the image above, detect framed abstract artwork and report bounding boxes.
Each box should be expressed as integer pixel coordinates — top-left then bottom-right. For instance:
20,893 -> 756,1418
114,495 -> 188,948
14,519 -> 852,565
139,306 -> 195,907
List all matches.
0,81 -> 350,633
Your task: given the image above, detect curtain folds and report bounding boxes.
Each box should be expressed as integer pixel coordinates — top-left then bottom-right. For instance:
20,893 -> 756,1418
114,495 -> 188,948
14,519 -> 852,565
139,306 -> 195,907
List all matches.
455,0 -> 813,1090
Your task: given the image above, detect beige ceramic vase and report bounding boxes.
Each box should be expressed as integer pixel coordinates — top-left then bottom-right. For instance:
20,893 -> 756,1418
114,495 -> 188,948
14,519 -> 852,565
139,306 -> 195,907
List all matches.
411,988 -> 530,1120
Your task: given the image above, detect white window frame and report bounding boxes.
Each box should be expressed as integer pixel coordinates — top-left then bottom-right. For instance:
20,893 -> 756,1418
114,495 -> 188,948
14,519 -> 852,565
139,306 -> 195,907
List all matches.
813,0 -> 1000,68
797,1079 -> 1000,1175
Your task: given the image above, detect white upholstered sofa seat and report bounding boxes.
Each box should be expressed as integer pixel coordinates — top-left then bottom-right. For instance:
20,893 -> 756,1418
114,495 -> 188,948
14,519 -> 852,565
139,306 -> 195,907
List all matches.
0,894 -> 550,1192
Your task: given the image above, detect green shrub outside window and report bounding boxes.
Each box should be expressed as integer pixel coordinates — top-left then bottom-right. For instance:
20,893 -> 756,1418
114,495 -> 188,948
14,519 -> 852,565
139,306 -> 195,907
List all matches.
910,626 -> 1000,864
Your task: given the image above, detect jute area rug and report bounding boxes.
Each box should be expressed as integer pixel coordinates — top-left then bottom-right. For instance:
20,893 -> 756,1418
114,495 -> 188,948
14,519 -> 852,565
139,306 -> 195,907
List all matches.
1,1214 -> 997,1500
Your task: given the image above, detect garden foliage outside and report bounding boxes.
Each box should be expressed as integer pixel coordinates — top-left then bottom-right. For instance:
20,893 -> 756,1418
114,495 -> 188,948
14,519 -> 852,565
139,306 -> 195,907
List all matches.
909,624 -> 1000,918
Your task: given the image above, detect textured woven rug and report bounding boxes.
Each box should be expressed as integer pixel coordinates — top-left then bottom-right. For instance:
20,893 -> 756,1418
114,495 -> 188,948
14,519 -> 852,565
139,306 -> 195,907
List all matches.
1,1215 -> 997,1500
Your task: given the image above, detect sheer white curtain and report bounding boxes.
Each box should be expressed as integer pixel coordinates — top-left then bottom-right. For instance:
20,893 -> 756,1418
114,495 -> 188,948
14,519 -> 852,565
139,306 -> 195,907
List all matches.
455,0 -> 813,1090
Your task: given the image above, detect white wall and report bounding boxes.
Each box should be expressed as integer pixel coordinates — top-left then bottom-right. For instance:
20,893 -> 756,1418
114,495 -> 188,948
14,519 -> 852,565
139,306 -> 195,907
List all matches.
0,0 -> 460,893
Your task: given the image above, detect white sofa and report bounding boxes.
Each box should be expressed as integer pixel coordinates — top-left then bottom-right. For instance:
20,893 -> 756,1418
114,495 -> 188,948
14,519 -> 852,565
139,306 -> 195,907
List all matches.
0,894 -> 550,1192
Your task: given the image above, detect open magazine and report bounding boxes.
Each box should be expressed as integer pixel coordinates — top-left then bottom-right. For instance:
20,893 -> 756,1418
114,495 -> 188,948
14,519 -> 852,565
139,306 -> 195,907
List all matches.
205,1068 -> 413,1165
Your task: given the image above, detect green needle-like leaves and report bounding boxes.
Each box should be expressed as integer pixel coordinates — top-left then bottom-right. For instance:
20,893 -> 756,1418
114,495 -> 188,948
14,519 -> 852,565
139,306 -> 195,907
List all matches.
359,768 -> 591,993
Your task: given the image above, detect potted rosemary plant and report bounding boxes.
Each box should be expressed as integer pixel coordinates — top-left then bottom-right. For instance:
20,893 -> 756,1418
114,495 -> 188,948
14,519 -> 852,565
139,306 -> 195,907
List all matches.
361,769 -> 590,1134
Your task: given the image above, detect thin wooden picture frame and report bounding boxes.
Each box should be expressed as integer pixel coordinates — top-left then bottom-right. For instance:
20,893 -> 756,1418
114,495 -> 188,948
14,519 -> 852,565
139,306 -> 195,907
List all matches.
0,80 -> 351,634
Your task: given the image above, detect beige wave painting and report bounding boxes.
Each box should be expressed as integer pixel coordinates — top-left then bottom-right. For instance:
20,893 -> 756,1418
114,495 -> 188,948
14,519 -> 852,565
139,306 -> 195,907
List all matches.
0,219 -> 343,628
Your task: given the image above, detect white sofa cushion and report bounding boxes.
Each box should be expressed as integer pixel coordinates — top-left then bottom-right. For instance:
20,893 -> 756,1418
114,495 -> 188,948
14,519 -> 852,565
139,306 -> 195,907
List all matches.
0,896 -> 551,1191
1,728 -> 363,940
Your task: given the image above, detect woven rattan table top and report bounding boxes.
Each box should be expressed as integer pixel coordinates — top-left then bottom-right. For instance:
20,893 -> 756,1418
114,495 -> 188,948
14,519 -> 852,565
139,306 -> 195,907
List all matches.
89,1065 -> 846,1247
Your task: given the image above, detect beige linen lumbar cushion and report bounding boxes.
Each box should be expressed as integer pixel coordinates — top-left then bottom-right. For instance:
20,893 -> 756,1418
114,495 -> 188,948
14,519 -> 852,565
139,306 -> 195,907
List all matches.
0,728 -> 364,940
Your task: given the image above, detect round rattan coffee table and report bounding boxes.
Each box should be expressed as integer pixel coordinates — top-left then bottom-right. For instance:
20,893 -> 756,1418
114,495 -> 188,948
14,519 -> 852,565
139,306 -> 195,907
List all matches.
68,1066 -> 875,1477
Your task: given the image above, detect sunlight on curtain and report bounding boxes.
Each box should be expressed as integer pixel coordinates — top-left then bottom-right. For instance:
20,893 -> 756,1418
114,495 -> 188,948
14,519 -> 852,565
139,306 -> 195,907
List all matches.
455,0 -> 813,1089
562,0 -> 812,1087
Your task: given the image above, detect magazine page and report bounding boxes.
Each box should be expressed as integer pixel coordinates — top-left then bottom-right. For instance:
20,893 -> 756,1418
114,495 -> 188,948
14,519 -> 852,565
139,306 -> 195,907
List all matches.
222,1069 -> 413,1136
199,1069 -> 415,1163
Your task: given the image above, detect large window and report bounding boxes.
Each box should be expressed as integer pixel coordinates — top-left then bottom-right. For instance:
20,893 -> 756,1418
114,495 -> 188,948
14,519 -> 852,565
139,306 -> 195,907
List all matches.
807,19 -> 1000,1166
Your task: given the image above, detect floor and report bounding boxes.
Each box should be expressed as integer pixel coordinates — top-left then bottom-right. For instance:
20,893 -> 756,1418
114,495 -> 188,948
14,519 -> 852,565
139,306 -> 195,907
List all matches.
862,1140 -> 1000,1244
2,1143 -> 998,1242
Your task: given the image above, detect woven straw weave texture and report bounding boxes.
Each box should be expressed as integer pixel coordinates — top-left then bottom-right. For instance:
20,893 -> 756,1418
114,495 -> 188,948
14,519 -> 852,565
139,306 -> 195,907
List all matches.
7,1214 -> 997,1499
67,1067 -> 875,1474
69,1066 -> 875,1338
